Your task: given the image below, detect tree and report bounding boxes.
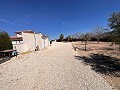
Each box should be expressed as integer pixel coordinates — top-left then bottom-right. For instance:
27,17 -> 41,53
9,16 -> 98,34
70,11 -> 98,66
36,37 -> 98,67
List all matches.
66,35 -> 71,42
108,12 -> 120,50
71,33 -> 82,41
0,30 -> 13,51
92,26 -> 105,43
82,33 -> 91,51
74,33 -> 81,39
100,31 -> 111,42
59,34 -> 64,41
71,34 -> 78,41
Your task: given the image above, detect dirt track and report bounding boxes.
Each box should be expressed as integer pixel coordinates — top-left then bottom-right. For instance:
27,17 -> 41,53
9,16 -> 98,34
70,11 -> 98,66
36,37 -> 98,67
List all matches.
0,42 -> 114,90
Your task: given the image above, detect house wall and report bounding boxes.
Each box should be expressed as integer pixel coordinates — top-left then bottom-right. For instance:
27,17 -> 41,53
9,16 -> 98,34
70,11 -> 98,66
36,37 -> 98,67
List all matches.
12,41 -> 23,44
13,43 -> 26,53
16,32 -> 23,37
45,38 -> 50,47
35,33 -> 43,50
41,38 -> 45,49
22,33 -> 36,51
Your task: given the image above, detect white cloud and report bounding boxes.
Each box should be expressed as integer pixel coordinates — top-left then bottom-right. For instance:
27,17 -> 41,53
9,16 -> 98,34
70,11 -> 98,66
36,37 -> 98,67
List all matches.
0,18 -> 14,24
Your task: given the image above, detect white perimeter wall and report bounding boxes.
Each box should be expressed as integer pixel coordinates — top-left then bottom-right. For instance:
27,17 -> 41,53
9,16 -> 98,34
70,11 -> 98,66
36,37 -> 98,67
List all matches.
41,38 -> 50,49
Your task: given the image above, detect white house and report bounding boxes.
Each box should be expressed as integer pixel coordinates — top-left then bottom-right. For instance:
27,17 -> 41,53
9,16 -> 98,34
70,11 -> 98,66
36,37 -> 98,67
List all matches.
10,30 -> 50,53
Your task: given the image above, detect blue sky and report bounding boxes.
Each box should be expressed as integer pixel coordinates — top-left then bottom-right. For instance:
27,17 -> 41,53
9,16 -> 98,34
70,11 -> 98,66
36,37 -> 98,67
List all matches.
0,0 -> 120,39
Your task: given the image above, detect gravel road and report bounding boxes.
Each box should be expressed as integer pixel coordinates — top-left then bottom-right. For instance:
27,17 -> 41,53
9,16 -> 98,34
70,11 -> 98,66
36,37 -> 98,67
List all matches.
0,42 -> 115,90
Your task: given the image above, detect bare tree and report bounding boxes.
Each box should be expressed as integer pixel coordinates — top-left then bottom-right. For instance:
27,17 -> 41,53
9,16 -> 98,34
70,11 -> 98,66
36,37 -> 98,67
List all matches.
71,33 -> 81,41
75,33 -> 81,39
92,26 -> 105,43
82,33 -> 91,51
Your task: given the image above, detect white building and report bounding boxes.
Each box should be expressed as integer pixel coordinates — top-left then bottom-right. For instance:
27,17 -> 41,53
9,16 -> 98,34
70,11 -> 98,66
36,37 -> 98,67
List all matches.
10,30 -> 50,53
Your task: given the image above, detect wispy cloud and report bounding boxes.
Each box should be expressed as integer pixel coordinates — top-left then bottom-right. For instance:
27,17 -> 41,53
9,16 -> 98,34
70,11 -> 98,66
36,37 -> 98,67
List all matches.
0,18 -> 14,24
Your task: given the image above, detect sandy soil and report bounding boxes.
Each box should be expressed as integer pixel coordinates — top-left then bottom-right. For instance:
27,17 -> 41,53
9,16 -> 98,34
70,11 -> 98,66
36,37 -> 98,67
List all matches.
0,42 -> 114,90
72,41 -> 120,90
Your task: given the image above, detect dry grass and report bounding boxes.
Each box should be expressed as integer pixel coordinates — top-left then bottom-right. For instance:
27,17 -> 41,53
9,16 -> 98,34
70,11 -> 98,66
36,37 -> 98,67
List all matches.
20,51 -> 33,55
72,41 -> 120,57
72,41 -> 120,90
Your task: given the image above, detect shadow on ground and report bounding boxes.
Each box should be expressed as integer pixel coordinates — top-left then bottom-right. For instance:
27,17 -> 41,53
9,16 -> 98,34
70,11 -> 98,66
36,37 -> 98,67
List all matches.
75,54 -> 120,77
0,57 -> 11,64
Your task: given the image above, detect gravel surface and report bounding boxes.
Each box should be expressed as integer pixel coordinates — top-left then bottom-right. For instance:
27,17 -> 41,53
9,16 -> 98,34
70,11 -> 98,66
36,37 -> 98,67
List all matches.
0,42 -> 115,90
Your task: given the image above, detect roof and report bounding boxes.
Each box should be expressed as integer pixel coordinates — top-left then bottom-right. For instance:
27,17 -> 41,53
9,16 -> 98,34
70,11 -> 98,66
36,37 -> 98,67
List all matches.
14,30 -> 34,34
10,36 -> 23,41
0,49 -> 16,53
41,35 -> 49,39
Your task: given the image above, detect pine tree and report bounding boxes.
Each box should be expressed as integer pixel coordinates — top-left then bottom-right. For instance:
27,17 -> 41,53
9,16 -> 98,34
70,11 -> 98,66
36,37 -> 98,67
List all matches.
0,30 -> 13,51
108,12 -> 120,50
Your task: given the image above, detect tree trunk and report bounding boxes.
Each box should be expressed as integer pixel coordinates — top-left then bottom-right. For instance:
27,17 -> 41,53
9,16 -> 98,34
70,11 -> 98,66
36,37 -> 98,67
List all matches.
119,44 -> 120,51
85,41 -> 87,51
97,38 -> 99,44
68,39 -> 69,42
61,39 -> 63,42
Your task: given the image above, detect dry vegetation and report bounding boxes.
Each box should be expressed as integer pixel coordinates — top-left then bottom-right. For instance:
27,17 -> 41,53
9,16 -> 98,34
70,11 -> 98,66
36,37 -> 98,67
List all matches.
72,41 -> 120,90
